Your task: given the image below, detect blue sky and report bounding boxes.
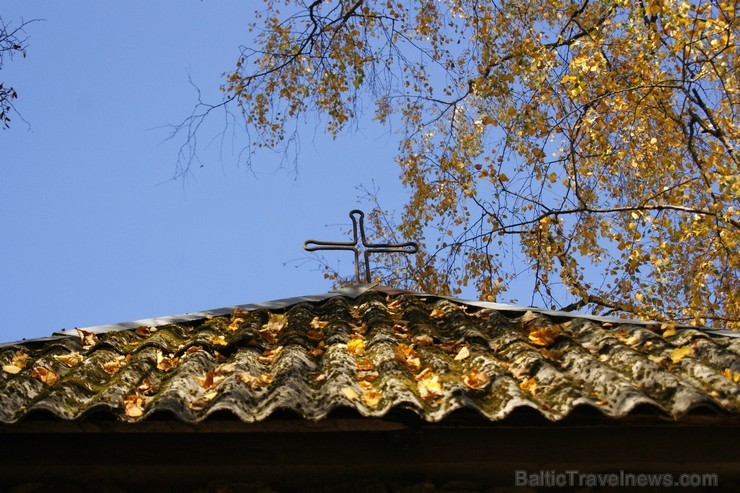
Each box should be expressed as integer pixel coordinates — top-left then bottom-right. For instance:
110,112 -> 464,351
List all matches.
0,1 -> 408,342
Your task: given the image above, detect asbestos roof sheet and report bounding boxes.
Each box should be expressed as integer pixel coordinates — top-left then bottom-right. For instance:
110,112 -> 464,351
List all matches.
1,289 -> 738,424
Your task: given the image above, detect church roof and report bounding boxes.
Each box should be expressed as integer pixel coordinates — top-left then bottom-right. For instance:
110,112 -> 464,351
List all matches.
1,286 -> 739,424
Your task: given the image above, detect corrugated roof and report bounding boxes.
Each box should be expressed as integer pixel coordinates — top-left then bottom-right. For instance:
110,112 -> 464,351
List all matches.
1,289 -> 738,424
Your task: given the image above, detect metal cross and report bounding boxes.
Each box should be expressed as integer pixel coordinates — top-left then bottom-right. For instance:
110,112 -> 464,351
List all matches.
304,209 -> 419,284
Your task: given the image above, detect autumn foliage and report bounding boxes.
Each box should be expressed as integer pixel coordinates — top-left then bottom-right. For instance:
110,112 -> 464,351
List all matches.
214,0 -> 737,328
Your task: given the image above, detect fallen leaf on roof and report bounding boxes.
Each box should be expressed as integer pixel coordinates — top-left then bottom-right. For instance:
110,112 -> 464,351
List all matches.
454,346 -> 470,361
10,351 -> 30,369
31,367 -> 58,386
417,370 -> 443,400
521,311 -> 538,324
430,307 -> 446,319
188,391 -> 218,410
395,343 -> 421,371
528,325 -> 559,347
237,372 -> 272,390
136,378 -> 159,396
519,377 -> 538,393
76,329 -> 98,349
258,346 -> 283,364
123,394 -> 145,417
722,368 -> 740,383
670,345 -> 694,363
661,324 -> 676,338
134,325 -> 156,338
2,364 -> 22,375
347,338 -> 366,355
216,362 -> 236,374
355,358 -> 374,371
361,390 -> 382,408
228,318 -> 244,331
210,335 -> 228,346
102,355 -> 131,375
259,312 -> 286,343
156,351 -> 180,372
342,387 -> 359,400
53,352 -> 83,367
413,334 -> 434,346
310,316 -> 329,329
463,368 -> 490,390
314,373 -> 326,383
356,370 -> 379,382
195,369 -> 224,390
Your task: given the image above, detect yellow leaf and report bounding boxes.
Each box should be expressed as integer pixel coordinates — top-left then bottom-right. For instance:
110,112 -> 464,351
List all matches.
669,345 -> 694,363
342,387 -> 359,400
361,390 -> 383,407
429,307 -> 446,319
53,352 -> 83,367
10,351 -> 30,369
76,329 -> 98,349
661,324 -> 676,338
156,351 -> 180,372
2,365 -> 21,375
347,338 -> 366,355
454,346 -> 470,361
528,326 -> 559,347
519,377 -> 537,393
417,370 -> 443,400
31,367 -> 58,386
310,316 -> 329,329
722,368 -> 740,383
210,335 -> 228,346
194,369 -> 225,390
123,394 -> 145,417
462,368 -> 490,390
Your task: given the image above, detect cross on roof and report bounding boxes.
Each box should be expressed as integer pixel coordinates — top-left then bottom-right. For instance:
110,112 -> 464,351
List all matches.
304,209 -> 419,284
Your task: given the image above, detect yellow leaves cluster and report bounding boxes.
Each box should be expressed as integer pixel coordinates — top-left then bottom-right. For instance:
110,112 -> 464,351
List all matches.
347,337 -> 366,355
53,352 -> 83,367
156,350 -> 180,372
395,343 -> 421,372
462,368 -> 490,390
228,308 -> 250,331
123,393 -> 146,418
102,354 -> 131,376
134,325 -> 156,338
76,329 -> 98,349
669,345 -> 694,364
519,377 -> 537,393
722,368 -> 740,383
30,367 -> 58,386
258,346 -> 283,365
528,325 -> 560,347
3,351 -> 30,374
416,368 -> 443,401
194,369 -> 225,390
237,372 -> 272,390
259,312 -> 286,344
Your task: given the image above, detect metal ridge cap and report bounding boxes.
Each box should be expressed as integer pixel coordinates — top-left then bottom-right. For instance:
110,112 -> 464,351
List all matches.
398,291 -> 738,336
50,291 -> 344,338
